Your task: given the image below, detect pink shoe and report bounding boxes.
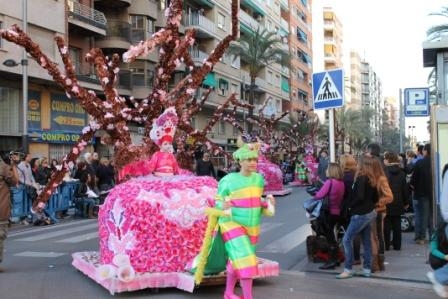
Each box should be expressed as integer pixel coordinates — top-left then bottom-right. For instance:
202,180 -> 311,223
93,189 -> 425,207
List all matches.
224,293 -> 243,299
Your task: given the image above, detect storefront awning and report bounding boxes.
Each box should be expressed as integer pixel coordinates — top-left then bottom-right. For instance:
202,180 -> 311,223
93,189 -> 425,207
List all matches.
202,72 -> 216,88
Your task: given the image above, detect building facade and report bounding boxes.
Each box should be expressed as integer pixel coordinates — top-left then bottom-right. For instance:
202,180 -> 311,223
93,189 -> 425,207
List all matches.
0,0 -> 301,163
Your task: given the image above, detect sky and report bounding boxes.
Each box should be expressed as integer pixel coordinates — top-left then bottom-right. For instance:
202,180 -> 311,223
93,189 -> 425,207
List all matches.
313,0 -> 445,143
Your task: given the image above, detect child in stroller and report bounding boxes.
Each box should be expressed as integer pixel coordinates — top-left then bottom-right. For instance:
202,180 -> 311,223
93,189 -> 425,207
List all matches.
303,191 -> 345,266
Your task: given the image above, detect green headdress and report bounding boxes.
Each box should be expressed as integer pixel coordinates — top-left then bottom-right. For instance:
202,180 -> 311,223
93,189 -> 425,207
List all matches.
232,143 -> 259,161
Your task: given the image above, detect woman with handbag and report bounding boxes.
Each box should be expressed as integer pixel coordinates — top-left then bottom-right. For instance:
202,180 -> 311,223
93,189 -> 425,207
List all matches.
313,163 -> 345,270
337,156 -> 383,279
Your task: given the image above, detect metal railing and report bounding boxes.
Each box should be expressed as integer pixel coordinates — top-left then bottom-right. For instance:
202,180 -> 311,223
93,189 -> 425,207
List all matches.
189,48 -> 209,64
103,20 -> 131,41
183,13 -> 216,35
67,0 -> 107,29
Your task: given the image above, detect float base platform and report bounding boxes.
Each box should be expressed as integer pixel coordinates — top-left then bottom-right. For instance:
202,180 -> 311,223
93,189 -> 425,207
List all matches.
72,251 -> 279,294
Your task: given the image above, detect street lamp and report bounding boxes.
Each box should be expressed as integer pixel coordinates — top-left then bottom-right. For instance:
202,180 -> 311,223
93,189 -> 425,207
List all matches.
2,0 -> 28,152
3,58 -> 29,152
408,125 -> 415,148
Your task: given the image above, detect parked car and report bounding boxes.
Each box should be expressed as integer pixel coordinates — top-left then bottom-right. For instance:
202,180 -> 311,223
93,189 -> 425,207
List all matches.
401,206 -> 414,232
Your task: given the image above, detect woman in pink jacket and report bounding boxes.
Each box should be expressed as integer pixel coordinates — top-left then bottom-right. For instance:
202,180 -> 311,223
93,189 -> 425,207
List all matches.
313,162 -> 345,270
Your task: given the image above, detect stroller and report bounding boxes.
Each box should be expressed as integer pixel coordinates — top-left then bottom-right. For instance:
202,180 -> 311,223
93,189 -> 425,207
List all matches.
303,194 -> 346,264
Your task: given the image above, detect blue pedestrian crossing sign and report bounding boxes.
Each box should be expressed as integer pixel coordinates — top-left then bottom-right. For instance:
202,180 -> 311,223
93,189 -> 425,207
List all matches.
404,88 -> 429,117
312,69 -> 344,110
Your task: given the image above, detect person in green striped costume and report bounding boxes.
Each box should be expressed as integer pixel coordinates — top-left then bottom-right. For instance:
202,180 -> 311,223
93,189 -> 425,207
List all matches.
192,139 -> 276,299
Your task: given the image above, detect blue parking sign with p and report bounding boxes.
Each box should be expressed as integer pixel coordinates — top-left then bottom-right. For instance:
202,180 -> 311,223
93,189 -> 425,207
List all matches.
404,88 -> 429,117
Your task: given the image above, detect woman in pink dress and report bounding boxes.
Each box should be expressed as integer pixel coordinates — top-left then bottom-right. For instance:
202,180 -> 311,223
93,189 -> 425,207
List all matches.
96,107 -> 218,286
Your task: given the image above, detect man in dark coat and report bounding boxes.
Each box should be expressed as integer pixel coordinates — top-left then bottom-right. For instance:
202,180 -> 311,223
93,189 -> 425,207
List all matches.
410,143 -> 433,244
383,152 -> 410,250
195,152 -> 216,178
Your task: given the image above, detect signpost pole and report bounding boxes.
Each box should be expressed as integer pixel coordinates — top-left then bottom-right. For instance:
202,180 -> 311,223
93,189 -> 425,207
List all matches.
329,108 -> 336,162
399,88 -> 403,153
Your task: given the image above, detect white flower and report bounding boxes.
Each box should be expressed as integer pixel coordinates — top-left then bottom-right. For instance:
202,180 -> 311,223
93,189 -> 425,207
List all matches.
117,265 -> 136,282
113,254 -> 131,267
96,264 -> 117,281
60,46 -> 68,54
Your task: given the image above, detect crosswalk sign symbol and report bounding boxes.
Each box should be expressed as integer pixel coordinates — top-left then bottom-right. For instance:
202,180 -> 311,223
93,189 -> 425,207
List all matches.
312,69 -> 344,110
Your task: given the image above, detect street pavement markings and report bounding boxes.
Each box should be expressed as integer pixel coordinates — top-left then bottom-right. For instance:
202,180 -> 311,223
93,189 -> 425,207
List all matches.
14,251 -> 65,258
56,232 -> 98,243
258,223 -> 312,254
260,222 -> 283,233
14,222 -> 98,242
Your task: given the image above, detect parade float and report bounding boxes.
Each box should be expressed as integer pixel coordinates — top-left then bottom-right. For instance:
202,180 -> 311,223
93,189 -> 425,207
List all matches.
1,0 -> 279,294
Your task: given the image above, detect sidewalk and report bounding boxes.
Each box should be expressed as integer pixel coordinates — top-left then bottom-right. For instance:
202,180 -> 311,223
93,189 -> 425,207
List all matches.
293,231 -> 432,284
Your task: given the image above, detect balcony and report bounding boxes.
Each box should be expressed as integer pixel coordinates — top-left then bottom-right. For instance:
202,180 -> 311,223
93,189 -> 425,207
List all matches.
241,0 -> 266,16
184,13 -> 216,39
240,10 -> 263,33
280,19 -> 289,35
96,20 -> 131,52
189,48 -> 209,65
68,0 -> 107,36
279,0 -> 288,11
73,61 -> 100,84
94,0 -> 131,8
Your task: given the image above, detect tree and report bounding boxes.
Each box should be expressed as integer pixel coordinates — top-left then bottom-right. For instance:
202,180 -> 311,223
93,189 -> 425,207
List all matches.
426,6 -> 448,101
227,27 -> 289,132
426,6 -> 448,41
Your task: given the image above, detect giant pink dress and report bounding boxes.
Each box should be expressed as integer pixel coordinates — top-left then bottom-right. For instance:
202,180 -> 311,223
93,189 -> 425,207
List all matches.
98,151 -> 217,275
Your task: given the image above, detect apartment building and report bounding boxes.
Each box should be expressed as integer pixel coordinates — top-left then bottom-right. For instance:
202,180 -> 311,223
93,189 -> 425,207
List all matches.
287,0 -> 313,111
0,0 -> 295,162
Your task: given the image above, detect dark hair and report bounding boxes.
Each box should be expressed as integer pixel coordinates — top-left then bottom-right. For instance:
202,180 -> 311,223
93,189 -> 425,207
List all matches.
384,152 -> 399,163
417,144 -> 424,154
366,143 -> 381,158
424,143 -> 431,153
443,163 -> 448,179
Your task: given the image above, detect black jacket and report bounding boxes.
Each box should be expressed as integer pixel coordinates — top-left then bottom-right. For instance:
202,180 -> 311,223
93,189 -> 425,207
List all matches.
410,156 -> 432,198
349,175 -> 378,216
195,160 -> 216,178
385,164 -> 410,216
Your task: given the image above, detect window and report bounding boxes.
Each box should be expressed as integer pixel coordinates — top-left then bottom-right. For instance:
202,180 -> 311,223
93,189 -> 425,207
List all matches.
0,21 -> 3,48
267,71 -> 273,84
218,13 -> 225,30
218,78 -> 229,96
232,83 -> 239,99
298,89 -> 308,103
266,0 -> 272,6
267,20 -> 272,31
130,15 -> 154,43
276,99 -> 281,113
218,120 -> 226,135
297,27 -> 308,43
0,87 -> 20,133
130,67 -> 154,87
69,47 -> 82,75
233,125 -> 239,136
275,75 -> 280,88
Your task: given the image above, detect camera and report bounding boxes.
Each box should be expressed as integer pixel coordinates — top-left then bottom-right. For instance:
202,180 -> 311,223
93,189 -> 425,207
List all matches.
9,151 -> 24,164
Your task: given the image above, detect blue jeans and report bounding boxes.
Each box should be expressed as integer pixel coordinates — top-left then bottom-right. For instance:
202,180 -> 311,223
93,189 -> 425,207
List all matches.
342,210 -> 377,271
413,197 -> 431,240
435,264 -> 448,285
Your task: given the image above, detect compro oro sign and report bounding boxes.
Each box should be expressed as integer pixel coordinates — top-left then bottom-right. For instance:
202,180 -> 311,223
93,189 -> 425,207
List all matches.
404,88 -> 429,117
312,69 -> 344,110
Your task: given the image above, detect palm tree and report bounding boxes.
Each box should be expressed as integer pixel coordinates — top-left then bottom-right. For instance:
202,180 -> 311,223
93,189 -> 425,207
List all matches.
426,6 -> 448,41
227,27 -> 290,132
426,6 -> 448,100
